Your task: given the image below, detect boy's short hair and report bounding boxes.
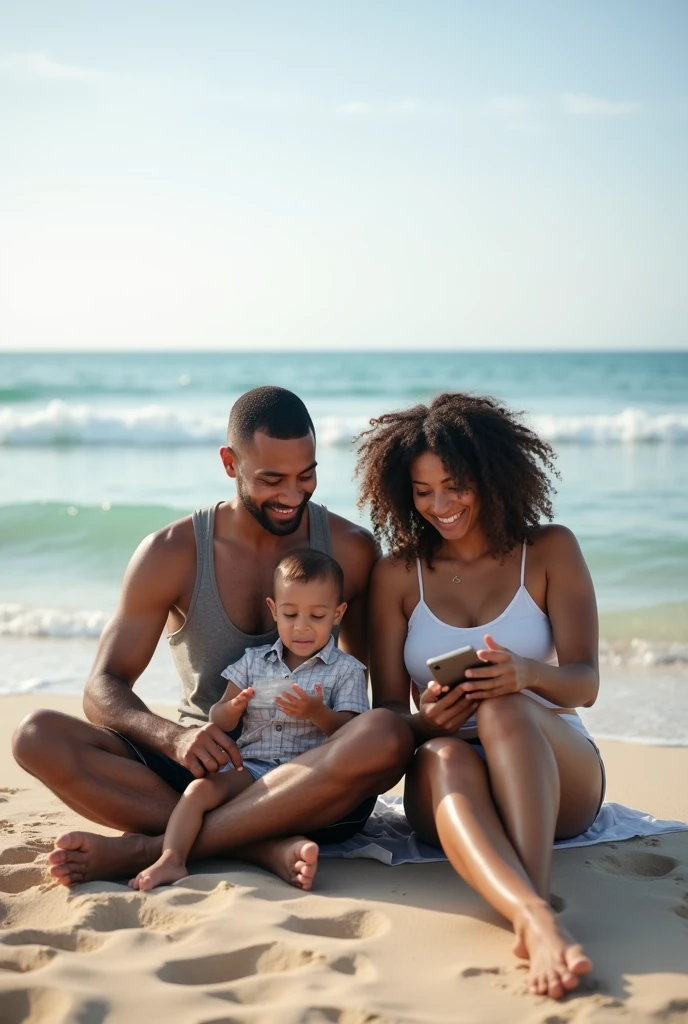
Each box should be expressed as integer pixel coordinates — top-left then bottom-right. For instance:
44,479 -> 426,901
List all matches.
274,550 -> 344,604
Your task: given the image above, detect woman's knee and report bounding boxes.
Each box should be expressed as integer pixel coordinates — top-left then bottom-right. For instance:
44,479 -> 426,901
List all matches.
476,693 -> 534,743
415,736 -> 484,782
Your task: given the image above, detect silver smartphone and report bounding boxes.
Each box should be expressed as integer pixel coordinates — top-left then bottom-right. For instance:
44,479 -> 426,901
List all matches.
426,645 -> 483,690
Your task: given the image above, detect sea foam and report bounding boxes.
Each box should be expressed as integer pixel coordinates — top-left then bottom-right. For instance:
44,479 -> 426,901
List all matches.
0,603 -> 109,638
3,602 -> 686,667
1,401 -> 687,446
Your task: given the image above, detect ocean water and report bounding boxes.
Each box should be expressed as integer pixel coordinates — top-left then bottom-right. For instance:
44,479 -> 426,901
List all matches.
1,351 -> 687,743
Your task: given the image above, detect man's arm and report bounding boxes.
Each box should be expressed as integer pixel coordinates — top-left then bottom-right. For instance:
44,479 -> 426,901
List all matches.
330,517 -> 379,668
84,522 -> 241,778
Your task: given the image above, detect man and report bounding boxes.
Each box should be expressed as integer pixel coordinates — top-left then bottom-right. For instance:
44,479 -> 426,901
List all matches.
12,387 -> 413,889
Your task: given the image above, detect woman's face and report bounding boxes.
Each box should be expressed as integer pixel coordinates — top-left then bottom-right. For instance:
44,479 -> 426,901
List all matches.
410,450 -> 480,541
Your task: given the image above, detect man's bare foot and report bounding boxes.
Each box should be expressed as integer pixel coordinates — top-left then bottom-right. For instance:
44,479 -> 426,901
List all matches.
513,900 -> 592,1000
129,851 -> 189,892
48,831 -> 318,890
241,836 -> 319,890
48,832 -> 162,887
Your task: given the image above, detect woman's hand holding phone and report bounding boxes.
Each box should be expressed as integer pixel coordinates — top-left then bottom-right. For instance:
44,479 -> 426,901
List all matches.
419,681 -> 479,733
458,634 -> 534,699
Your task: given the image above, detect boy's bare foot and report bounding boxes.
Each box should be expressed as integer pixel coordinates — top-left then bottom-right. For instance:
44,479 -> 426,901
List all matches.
513,900 -> 592,1000
47,830 -> 319,891
129,851 -> 189,891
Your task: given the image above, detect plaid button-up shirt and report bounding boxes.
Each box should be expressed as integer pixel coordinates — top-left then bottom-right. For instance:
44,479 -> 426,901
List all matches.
220,636 -> 369,760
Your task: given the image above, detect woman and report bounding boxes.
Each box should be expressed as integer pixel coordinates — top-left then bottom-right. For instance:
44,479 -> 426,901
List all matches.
357,392 -> 604,1001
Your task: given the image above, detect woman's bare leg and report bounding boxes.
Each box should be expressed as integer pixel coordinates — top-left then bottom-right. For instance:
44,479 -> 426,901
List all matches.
476,694 -> 603,898
404,734 -> 593,1000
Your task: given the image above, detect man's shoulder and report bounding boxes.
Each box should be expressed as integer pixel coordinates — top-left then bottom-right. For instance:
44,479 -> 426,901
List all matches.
124,512 -> 196,585
132,512 -> 196,568
326,510 -> 379,565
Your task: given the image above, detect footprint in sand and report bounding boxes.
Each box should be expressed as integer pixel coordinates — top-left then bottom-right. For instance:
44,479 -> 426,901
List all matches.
590,849 -> 678,879
157,942 -> 325,985
298,1009 -> 398,1024
280,909 -> 390,940
329,953 -> 377,980
0,864 -> 47,894
0,841 -> 52,865
71,890 -> 208,938
1,927 -> 107,953
460,966 -> 504,978
0,945 -> 59,973
0,987 -> 71,1024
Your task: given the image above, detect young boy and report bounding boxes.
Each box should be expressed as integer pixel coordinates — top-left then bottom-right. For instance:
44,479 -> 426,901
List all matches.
129,550 -> 369,891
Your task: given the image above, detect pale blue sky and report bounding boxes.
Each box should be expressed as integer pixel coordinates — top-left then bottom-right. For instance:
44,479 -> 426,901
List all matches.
1,1 -> 686,351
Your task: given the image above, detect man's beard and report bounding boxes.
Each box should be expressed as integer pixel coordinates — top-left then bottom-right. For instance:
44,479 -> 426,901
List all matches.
237,481 -> 310,536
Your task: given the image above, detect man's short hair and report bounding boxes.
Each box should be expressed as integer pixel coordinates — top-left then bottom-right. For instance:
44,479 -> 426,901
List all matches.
227,387 -> 315,449
274,550 -> 344,604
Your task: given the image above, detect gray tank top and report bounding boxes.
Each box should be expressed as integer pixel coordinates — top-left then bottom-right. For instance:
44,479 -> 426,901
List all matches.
169,501 -> 333,726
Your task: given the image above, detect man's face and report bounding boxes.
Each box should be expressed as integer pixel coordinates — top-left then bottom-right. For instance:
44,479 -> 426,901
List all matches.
225,431 -> 317,536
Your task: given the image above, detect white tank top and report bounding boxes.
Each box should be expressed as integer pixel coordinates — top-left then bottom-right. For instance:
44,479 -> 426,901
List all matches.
404,543 -> 566,735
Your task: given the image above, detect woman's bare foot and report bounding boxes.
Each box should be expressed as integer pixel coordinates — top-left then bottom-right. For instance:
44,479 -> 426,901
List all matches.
513,899 -> 592,1000
129,851 -> 189,891
242,836 -> 319,890
48,831 -> 162,887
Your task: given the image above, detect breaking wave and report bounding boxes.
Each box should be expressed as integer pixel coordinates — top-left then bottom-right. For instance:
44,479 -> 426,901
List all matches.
1,401 -> 687,447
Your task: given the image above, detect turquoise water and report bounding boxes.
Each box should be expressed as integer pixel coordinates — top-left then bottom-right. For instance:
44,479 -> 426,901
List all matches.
1,350 -> 687,740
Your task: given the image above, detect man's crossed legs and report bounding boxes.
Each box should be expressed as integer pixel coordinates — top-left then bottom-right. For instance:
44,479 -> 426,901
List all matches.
12,708 -> 414,889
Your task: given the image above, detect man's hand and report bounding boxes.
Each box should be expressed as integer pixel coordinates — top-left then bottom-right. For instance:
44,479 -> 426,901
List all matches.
171,723 -> 244,779
419,681 -> 479,734
275,683 -> 324,720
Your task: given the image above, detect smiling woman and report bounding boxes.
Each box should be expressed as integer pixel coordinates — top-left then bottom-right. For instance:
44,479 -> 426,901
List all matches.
355,392 -> 558,563
356,392 -> 605,1001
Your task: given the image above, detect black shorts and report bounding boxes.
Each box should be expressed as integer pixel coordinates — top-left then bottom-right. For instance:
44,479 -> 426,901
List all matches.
112,731 -> 377,846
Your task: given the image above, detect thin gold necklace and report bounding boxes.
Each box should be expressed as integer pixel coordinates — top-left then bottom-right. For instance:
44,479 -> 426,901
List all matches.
448,555 -> 464,584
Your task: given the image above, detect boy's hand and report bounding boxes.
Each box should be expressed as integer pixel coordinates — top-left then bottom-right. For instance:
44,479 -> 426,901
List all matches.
275,683 -> 324,720
209,687 -> 254,742
229,687 -> 254,714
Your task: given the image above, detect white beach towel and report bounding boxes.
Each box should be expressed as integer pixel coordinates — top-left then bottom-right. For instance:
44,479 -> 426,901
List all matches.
320,795 -> 688,865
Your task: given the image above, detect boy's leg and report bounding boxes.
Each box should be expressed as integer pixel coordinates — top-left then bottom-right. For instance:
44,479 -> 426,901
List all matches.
131,768 -> 254,891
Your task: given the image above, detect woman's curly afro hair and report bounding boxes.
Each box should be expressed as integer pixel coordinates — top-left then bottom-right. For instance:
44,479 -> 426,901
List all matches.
355,392 -> 559,564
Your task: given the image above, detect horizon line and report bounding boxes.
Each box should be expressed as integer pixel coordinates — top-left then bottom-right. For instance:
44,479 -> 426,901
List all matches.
2,348 -> 687,356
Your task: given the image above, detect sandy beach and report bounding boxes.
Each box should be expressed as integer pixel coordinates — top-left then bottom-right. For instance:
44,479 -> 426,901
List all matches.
0,695 -> 686,1024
